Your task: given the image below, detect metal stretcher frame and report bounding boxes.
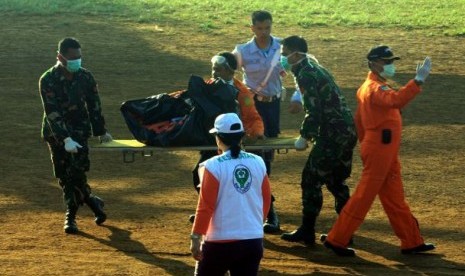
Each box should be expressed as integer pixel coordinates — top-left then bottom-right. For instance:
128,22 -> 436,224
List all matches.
91,137 -> 299,163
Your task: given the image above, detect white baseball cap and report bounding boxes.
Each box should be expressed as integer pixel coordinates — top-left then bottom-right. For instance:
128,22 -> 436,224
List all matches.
209,113 -> 244,134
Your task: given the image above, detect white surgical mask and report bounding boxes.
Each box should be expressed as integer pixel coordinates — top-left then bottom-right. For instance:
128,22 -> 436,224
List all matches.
380,64 -> 396,78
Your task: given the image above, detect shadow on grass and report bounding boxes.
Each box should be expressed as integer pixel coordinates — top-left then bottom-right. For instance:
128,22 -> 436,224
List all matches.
354,235 -> 465,275
78,224 -> 193,274
264,221 -> 465,275
0,12 -> 212,215
264,237 -> 391,275
392,73 -> 465,125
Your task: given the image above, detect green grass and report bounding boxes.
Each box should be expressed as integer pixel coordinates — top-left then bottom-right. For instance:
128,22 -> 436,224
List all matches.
1,0 -> 465,36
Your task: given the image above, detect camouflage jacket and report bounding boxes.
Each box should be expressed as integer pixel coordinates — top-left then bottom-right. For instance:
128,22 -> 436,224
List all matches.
39,65 -> 107,143
292,58 -> 356,145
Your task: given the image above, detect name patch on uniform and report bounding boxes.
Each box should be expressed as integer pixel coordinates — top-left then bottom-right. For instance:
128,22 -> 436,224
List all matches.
217,152 -> 255,163
233,164 -> 252,194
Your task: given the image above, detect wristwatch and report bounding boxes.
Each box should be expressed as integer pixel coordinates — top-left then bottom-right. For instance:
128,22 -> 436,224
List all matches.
190,233 -> 201,240
414,79 -> 424,85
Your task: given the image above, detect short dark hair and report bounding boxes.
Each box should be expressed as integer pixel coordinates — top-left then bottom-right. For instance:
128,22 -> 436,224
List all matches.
58,37 -> 81,55
281,36 -> 308,53
251,10 -> 272,25
217,52 -> 238,71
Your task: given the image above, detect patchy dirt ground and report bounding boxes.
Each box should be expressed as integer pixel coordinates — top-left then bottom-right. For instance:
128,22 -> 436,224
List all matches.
1,13 -> 464,275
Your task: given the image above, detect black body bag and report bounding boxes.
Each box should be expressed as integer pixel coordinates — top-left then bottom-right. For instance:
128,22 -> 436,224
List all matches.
120,75 -> 238,146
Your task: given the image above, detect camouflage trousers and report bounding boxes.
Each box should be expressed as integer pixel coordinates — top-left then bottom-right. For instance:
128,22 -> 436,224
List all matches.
48,140 -> 92,209
300,137 -> 355,218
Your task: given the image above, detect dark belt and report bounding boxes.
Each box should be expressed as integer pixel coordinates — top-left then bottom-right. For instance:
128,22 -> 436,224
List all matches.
254,94 -> 278,103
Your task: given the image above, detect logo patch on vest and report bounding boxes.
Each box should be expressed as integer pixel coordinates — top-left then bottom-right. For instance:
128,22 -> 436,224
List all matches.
380,85 -> 390,91
233,165 -> 252,194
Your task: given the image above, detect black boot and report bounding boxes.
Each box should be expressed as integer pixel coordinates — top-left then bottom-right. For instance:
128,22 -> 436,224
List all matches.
401,243 -> 436,254
189,214 -> 196,223
64,206 -> 78,234
85,195 -> 107,225
281,227 -> 315,245
281,215 -> 316,245
263,200 -> 280,233
320,234 -> 355,257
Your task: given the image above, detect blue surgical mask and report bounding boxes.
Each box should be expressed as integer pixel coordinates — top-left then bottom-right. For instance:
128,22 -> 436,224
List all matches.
380,64 -> 396,78
281,52 -> 305,71
66,58 -> 82,73
280,55 -> 291,71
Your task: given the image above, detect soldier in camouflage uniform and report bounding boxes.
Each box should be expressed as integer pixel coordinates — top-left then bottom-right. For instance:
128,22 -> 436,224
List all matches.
279,36 -> 357,245
39,37 -> 113,234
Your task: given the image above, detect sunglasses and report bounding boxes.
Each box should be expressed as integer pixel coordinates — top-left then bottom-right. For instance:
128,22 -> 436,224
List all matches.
211,55 -> 230,67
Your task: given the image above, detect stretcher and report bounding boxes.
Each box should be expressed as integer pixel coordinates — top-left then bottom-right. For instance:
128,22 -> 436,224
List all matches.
91,137 -> 301,163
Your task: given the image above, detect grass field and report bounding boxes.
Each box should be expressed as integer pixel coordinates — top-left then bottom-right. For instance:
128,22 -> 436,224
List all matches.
2,0 -> 465,35
1,0 -> 465,275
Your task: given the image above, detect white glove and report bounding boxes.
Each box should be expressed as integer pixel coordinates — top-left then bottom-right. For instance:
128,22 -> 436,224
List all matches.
99,132 -> 113,143
64,137 -> 83,153
294,136 -> 308,151
280,87 -> 287,102
414,57 -> 432,83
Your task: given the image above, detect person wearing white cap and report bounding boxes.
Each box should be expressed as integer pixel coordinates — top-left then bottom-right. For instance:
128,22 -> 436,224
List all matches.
190,51 -> 280,235
190,113 -> 272,276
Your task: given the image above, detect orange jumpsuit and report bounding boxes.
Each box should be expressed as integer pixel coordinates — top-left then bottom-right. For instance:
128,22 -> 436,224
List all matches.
326,72 -> 426,250
233,78 -> 265,137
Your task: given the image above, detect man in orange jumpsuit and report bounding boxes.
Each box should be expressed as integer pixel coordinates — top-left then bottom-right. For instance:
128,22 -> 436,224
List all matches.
322,45 -> 435,256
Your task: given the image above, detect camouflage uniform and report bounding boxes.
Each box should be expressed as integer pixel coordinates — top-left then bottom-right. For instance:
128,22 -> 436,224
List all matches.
294,58 -> 357,232
39,65 -> 107,211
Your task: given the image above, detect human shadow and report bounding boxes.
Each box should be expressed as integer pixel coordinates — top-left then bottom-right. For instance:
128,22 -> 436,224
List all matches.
0,12 -> 211,217
78,224 -> 193,275
264,229 -> 465,276
382,73 -> 465,125
353,235 -> 465,276
264,238 -> 392,275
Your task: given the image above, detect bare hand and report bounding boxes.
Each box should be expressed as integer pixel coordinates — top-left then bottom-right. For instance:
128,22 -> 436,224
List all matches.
243,134 -> 265,144
288,101 -> 303,114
